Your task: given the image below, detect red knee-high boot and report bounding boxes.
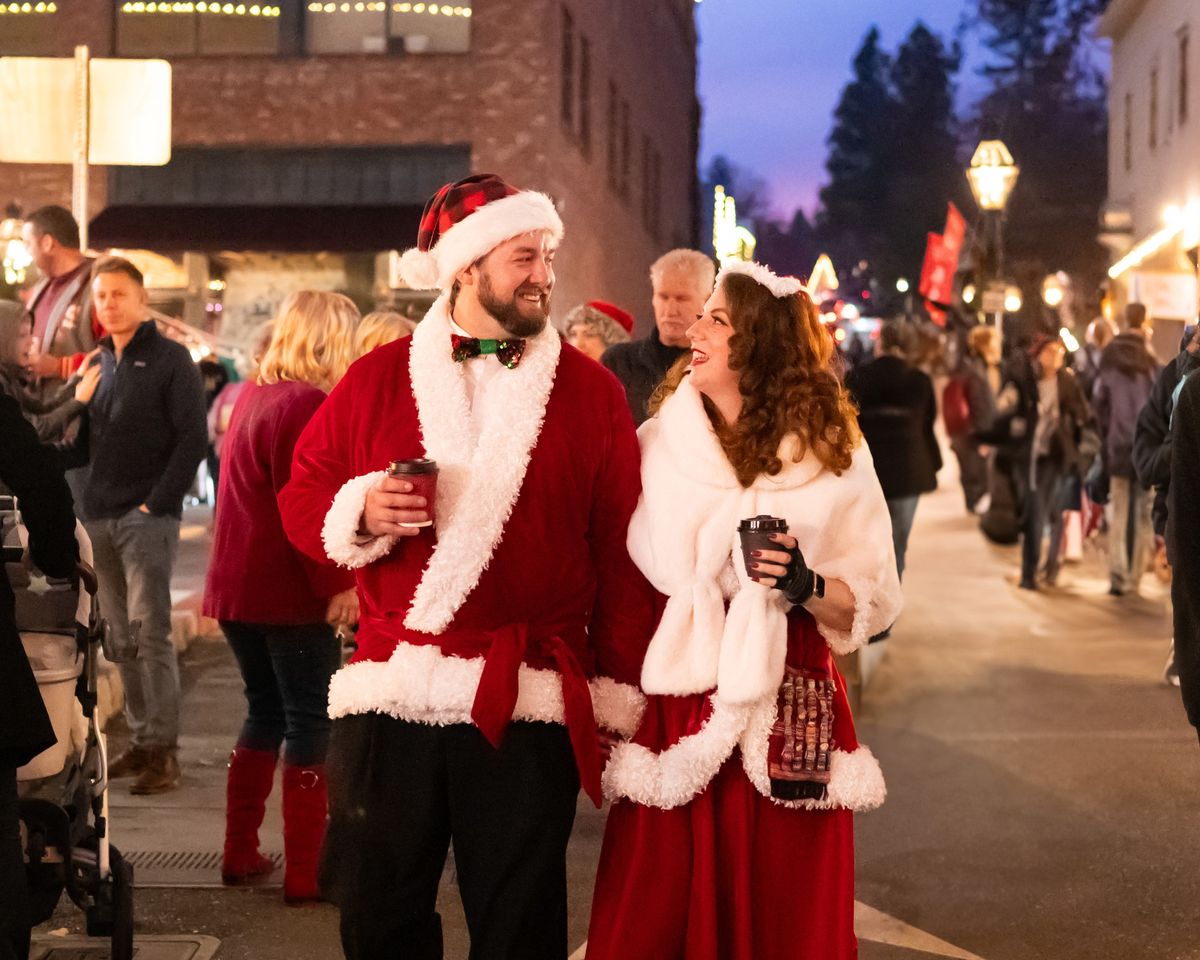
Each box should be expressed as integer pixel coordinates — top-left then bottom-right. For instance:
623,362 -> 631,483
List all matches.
282,763 -> 327,903
221,747 -> 278,884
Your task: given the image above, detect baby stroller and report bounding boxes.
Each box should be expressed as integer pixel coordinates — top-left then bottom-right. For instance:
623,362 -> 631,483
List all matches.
2,496 -> 138,960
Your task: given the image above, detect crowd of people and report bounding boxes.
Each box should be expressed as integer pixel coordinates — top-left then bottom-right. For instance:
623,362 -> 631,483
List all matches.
1,177 -> 1198,960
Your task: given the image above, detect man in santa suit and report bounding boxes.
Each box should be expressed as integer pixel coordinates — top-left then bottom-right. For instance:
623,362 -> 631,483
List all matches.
278,174 -> 650,960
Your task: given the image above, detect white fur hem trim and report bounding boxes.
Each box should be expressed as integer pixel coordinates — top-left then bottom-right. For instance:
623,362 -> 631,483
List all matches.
603,694 -> 886,812
327,641 -> 567,725
716,260 -> 805,299
321,471 -> 398,569
407,191 -> 564,291
739,692 -> 886,811
589,677 -> 646,738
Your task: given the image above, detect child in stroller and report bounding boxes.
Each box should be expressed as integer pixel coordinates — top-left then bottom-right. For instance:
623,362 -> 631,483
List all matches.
3,498 -> 137,960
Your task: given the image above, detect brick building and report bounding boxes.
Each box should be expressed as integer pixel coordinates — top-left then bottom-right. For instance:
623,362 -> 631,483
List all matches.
0,0 -> 699,341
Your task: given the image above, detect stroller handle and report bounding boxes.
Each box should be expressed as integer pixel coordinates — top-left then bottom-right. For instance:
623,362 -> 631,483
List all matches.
77,561 -> 99,596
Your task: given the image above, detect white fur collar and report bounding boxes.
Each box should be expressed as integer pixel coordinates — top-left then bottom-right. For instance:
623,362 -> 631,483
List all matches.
629,379 -> 903,698
404,295 -> 561,633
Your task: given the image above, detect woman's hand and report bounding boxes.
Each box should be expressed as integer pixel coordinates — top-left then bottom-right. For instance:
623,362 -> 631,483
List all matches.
749,533 -> 812,604
74,363 -> 102,405
751,534 -> 856,632
326,588 -> 359,629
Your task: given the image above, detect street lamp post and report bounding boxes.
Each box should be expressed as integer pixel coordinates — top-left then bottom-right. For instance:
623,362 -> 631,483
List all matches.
967,140 -> 1020,346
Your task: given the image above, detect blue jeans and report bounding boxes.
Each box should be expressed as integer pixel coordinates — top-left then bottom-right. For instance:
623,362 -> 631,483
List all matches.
221,621 -> 342,767
85,509 -> 181,749
1020,458 -> 1066,585
886,496 -> 920,581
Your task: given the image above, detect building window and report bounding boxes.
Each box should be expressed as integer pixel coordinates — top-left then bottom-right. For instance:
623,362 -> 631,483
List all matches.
0,6 -> 64,56
1124,92 -> 1133,172
578,36 -> 592,157
618,99 -> 631,199
115,3 -> 282,57
304,3 -> 471,55
606,81 -> 619,191
640,137 -> 661,240
560,6 -> 575,128
1181,26 -> 1191,126
1150,65 -> 1159,149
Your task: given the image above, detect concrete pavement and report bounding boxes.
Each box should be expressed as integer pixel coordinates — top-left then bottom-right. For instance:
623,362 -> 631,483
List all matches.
33,479 -> 1200,959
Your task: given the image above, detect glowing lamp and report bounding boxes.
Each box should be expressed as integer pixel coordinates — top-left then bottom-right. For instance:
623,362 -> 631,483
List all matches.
1004,286 -> 1023,313
967,140 -> 1019,213
896,278 -> 910,294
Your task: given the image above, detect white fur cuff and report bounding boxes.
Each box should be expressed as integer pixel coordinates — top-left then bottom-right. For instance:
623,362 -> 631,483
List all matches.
590,677 -> 646,738
321,471 -> 398,569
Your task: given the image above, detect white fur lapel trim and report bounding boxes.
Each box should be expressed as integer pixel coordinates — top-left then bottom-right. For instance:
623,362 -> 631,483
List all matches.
322,470 -> 399,569
327,641 -> 644,736
601,692 -> 886,812
404,296 -> 561,633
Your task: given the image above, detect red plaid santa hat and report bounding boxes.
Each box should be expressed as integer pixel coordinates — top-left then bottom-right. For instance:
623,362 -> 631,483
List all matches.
399,174 -> 564,291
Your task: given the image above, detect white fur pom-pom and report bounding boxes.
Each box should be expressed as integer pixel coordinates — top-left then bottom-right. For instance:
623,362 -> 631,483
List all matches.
399,247 -> 440,290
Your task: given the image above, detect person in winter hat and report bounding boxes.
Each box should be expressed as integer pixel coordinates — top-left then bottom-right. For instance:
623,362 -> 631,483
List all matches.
1095,302 -> 1160,596
587,260 -> 902,960
278,174 -> 651,959
564,299 -> 633,362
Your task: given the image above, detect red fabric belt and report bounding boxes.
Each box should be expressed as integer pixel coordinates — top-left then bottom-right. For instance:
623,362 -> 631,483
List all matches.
383,620 -> 603,806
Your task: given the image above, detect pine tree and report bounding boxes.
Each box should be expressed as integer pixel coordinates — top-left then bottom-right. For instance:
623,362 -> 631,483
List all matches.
970,0 -> 1109,288
816,27 -> 895,273
880,22 -> 964,283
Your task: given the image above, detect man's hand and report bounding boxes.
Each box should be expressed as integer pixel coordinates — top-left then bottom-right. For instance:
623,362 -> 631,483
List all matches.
326,588 -> 360,630
74,364 -> 102,404
597,727 -> 622,765
361,476 -> 430,538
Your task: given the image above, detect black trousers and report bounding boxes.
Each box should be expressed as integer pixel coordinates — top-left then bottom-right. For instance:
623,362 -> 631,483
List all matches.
0,767 -> 30,960
321,714 -> 580,960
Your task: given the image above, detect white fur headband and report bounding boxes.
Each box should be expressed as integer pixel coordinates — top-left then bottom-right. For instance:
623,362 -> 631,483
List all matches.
715,260 -> 806,299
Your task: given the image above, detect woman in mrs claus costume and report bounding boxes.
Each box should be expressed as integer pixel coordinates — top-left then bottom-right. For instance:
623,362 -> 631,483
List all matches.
587,261 -> 903,960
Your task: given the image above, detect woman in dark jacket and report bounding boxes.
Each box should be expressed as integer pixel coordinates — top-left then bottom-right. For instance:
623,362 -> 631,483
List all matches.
846,322 -> 942,579
203,291 -> 360,902
0,300 -> 99,443
0,392 -> 78,960
986,335 -> 1090,590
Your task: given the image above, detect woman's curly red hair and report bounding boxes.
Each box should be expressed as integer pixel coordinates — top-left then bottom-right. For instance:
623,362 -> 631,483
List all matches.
650,271 -> 861,487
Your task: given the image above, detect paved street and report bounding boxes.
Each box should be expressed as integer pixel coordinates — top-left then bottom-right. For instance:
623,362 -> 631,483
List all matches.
33,477 -> 1200,959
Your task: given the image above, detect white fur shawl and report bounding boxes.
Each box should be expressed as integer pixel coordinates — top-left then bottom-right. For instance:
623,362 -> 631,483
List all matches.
629,379 -> 902,702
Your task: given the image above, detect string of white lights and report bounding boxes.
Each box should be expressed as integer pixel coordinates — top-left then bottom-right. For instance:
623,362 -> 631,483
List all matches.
0,2 -> 57,13
305,2 -> 471,15
120,1 -> 281,15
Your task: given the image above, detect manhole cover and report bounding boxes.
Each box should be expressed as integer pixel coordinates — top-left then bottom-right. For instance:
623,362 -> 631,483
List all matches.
31,935 -> 220,960
125,849 -> 283,888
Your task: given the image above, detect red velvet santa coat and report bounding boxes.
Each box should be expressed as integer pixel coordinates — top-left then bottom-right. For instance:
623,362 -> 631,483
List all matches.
588,380 -> 903,959
277,297 -> 652,804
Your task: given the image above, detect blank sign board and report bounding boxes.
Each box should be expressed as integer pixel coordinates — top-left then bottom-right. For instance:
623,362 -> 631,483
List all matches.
0,56 -> 171,165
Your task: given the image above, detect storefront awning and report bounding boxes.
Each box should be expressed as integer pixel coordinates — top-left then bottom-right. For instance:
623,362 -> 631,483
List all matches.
89,204 -> 424,253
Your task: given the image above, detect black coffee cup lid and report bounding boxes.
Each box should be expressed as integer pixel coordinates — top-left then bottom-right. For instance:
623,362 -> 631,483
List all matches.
738,514 -> 787,533
388,458 -> 438,475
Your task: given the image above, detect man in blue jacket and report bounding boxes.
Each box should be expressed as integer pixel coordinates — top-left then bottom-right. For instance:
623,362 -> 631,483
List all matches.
61,257 -> 207,795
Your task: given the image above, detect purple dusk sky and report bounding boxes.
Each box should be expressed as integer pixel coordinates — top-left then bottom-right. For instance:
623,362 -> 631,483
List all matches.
696,0 -> 971,221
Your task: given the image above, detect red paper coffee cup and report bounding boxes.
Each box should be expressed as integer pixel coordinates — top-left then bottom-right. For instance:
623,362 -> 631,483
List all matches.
387,458 -> 437,528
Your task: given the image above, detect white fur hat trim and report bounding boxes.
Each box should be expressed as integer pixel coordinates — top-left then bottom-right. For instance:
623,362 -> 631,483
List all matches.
717,260 -> 806,299
399,191 -> 565,291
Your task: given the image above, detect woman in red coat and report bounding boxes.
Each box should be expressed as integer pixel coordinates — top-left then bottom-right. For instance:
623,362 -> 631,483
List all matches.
587,261 -> 903,959
203,291 -> 361,901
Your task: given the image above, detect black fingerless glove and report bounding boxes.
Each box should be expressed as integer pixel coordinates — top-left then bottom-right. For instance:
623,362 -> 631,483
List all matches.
773,542 -> 816,605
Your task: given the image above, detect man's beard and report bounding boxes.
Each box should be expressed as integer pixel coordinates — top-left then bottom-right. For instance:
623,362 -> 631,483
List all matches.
478,271 -> 550,339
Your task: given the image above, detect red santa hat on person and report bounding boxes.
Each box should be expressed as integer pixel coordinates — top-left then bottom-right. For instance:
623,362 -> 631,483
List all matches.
586,299 -> 635,334
398,173 -> 565,292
